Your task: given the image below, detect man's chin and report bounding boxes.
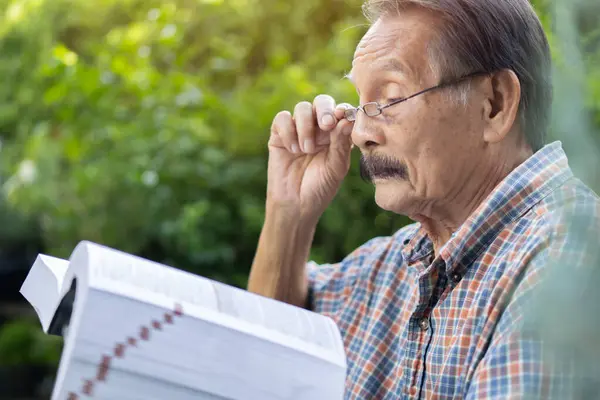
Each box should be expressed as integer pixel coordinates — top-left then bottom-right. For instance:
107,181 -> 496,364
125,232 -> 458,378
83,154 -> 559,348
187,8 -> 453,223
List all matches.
373,180 -> 413,214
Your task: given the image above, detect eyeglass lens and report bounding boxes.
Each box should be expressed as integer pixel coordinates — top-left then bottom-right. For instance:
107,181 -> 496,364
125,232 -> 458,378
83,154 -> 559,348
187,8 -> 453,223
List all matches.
345,102 -> 383,122
363,103 -> 380,116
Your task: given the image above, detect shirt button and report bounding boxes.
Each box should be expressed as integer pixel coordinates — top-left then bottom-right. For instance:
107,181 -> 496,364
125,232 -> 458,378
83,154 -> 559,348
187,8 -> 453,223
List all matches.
419,317 -> 429,331
451,272 -> 461,283
409,386 -> 418,396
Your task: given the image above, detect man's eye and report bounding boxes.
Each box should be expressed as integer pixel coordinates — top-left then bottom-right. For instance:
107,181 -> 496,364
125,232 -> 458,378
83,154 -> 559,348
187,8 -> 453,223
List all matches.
386,97 -> 404,104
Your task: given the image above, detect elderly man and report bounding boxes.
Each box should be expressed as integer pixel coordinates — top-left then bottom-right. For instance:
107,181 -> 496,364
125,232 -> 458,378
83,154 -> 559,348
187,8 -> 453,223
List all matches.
248,0 -> 599,398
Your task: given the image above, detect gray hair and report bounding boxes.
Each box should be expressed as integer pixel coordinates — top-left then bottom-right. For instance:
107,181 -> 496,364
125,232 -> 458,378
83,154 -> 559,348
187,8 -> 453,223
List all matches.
363,0 -> 552,152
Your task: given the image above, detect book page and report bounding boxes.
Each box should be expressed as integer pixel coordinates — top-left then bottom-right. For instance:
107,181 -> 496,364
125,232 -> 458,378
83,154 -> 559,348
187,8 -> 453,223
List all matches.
72,242 -> 344,364
43,255 -> 70,291
75,242 -> 219,312
20,255 -> 70,333
211,280 -> 345,360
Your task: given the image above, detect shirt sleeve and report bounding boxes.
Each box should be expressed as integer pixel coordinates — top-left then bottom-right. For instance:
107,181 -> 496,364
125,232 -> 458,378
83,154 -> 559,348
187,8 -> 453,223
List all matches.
466,206 -> 600,399
306,236 -> 390,317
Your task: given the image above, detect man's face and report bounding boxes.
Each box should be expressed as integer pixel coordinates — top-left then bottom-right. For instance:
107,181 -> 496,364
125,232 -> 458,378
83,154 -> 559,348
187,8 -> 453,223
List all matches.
349,8 -> 489,218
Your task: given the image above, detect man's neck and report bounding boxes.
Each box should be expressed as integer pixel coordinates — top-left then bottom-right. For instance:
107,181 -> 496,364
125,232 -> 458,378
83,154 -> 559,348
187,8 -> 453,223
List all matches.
414,147 -> 533,255
415,175 -> 500,253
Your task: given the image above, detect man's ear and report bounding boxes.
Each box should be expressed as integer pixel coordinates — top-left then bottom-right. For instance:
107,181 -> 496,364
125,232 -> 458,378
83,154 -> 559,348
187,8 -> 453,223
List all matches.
482,69 -> 521,143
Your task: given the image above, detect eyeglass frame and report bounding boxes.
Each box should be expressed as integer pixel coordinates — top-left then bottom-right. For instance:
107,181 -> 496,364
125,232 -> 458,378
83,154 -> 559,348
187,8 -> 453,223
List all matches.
344,71 -> 490,122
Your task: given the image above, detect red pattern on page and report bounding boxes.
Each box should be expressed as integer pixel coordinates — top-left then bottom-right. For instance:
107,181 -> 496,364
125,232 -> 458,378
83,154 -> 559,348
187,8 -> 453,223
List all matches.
67,303 -> 184,399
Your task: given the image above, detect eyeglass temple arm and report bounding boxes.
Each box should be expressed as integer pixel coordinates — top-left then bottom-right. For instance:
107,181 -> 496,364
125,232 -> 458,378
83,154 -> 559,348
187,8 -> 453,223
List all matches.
380,71 -> 489,111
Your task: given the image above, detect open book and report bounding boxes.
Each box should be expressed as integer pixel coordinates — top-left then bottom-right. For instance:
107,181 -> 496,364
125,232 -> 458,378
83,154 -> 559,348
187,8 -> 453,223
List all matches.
20,241 -> 346,400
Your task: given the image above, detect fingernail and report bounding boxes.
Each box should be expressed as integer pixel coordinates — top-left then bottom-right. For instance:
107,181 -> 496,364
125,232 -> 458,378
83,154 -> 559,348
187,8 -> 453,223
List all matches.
304,139 -> 315,153
321,114 -> 335,127
291,144 -> 299,153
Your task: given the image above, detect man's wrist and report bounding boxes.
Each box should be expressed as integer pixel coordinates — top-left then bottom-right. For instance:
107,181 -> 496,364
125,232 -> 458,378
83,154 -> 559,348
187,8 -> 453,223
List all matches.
264,202 -> 320,236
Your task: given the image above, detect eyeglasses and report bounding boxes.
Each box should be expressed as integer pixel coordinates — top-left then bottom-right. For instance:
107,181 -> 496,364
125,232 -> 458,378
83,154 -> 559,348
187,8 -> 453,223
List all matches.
344,71 -> 489,122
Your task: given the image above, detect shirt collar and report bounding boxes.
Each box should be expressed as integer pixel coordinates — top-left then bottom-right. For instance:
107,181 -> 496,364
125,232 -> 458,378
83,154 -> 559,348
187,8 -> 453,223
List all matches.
401,141 -> 574,275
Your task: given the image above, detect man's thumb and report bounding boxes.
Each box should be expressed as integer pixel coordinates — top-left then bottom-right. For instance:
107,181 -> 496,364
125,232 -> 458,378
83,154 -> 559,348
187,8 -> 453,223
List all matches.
328,119 -> 353,167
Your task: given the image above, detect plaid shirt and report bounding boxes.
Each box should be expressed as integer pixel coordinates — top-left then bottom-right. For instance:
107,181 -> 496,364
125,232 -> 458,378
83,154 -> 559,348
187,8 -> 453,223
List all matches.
307,141 -> 600,399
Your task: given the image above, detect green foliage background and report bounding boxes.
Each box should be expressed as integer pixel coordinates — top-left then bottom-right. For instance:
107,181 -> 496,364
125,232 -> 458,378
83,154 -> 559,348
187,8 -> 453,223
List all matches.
0,0 -> 413,287
0,0 -> 598,389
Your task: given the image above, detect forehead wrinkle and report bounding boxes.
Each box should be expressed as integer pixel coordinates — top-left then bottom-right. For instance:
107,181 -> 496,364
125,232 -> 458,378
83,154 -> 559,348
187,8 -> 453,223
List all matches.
351,26 -> 418,82
353,29 -> 400,65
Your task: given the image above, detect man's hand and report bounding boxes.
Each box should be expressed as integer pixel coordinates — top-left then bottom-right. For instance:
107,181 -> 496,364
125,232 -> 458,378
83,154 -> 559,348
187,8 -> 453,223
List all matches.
247,95 -> 354,307
267,94 -> 354,222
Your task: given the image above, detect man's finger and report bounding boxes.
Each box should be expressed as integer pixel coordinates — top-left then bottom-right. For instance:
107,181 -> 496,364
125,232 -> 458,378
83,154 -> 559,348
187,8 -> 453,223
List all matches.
326,118 -> 353,170
313,94 -> 337,131
294,101 -> 317,154
334,103 -> 354,121
315,103 -> 354,147
271,111 -> 297,153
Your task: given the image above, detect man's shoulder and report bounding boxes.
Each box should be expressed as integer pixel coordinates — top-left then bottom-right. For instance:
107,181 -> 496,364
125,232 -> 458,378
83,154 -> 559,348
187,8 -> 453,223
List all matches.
541,175 -> 599,209
528,176 -> 600,233
506,176 -> 600,270
494,178 -> 600,331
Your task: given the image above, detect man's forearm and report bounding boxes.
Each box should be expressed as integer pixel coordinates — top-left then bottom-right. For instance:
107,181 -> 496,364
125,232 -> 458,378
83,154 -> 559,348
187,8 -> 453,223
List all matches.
247,207 -> 317,308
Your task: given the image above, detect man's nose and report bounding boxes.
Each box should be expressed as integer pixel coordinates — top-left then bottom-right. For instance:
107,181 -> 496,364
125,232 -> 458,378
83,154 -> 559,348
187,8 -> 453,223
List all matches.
351,114 -> 385,150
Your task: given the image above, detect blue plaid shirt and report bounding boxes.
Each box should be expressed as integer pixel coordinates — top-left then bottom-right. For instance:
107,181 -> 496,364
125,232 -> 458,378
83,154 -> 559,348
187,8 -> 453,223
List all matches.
307,141 -> 600,399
